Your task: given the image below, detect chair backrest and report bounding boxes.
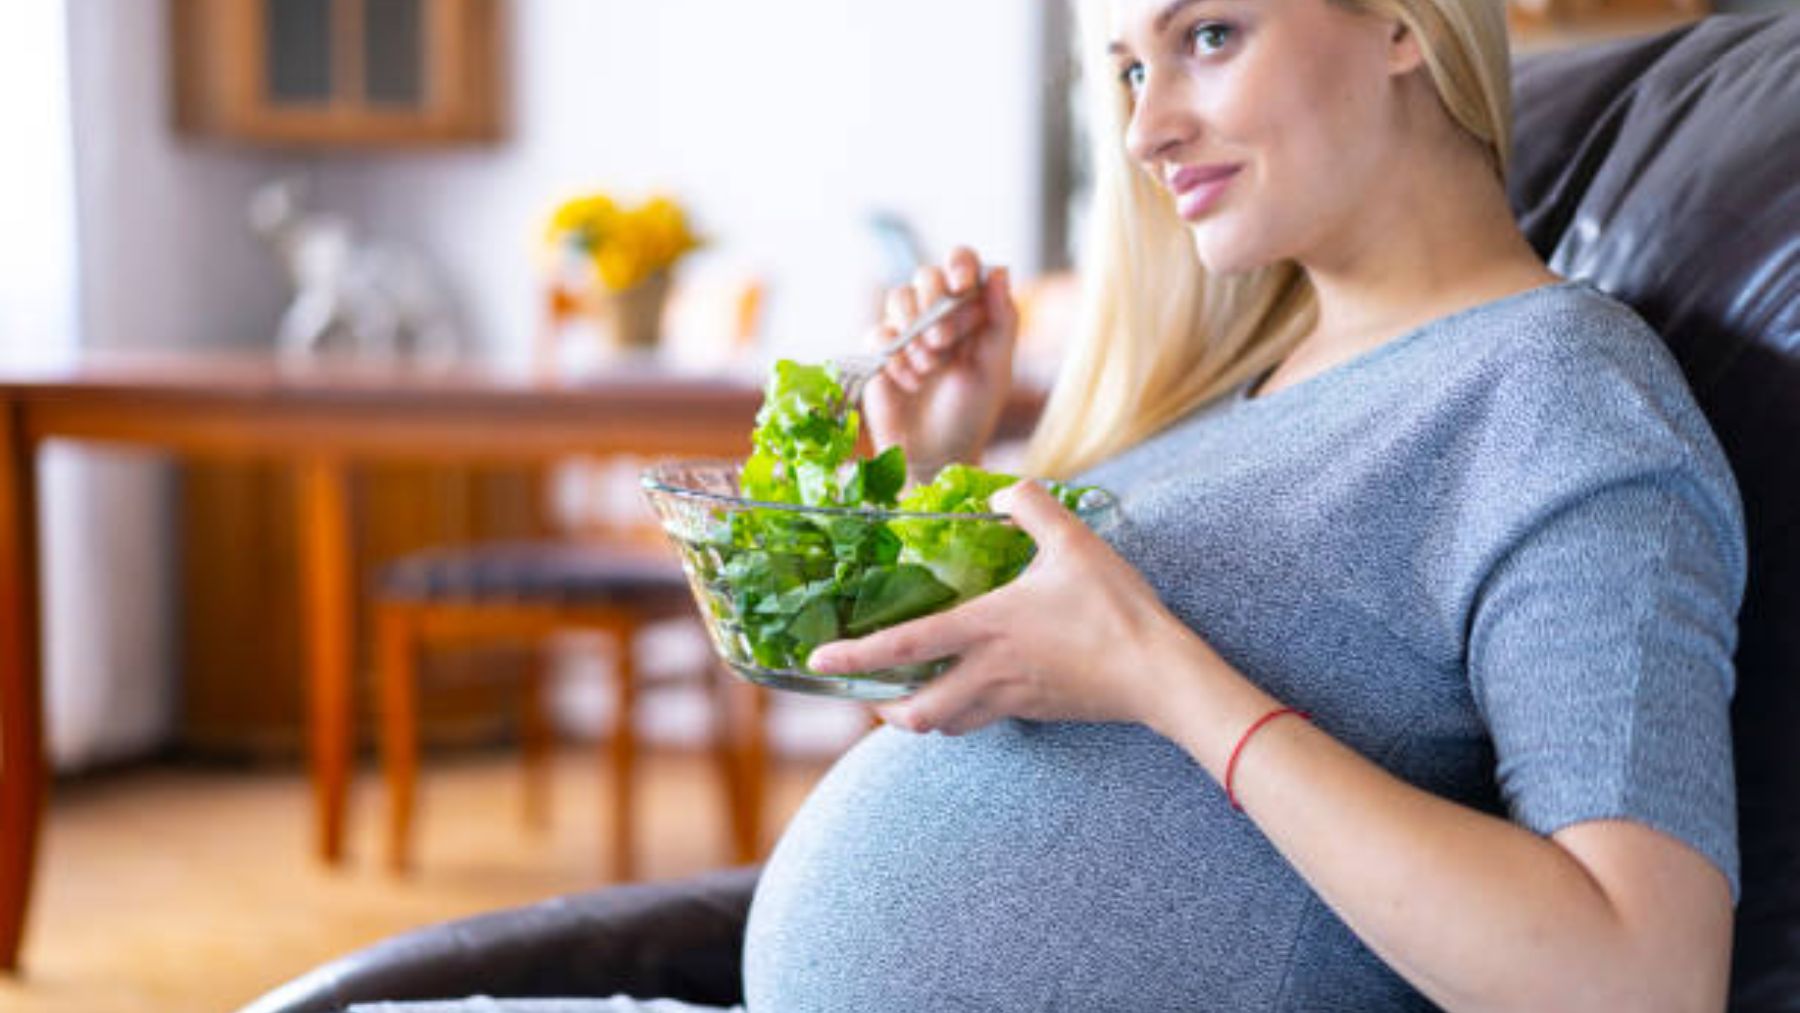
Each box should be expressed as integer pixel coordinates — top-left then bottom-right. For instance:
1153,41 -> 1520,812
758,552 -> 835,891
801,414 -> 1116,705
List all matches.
1508,14 -> 1800,1009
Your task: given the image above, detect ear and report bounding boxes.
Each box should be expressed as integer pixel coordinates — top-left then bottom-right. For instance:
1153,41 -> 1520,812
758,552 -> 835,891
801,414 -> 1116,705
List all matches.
1385,17 -> 1426,77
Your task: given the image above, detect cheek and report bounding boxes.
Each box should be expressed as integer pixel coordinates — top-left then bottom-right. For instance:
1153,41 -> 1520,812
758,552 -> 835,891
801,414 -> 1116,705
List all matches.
1245,64 -> 1388,235
1285,38 -> 1396,187
1210,87 -> 1323,252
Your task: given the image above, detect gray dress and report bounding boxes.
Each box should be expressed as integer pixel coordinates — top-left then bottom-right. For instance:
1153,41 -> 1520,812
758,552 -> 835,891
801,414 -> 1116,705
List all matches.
382,281 -> 1743,1011
741,279 -> 1745,1010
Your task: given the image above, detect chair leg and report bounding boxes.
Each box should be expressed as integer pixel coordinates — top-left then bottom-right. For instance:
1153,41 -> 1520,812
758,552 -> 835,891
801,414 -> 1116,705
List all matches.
520,645 -> 552,834
377,606 -> 420,875
707,662 -> 747,863
713,667 -> 769,865
608,621 -> 639,882
743,680 -> 770,858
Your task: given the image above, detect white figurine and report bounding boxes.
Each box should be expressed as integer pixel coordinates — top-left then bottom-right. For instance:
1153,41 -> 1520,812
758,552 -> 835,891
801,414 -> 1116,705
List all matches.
250,178 -> 461,367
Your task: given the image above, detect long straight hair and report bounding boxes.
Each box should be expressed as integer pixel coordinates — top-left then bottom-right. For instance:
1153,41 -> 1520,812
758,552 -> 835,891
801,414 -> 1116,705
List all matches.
1024,0 -> 1514,480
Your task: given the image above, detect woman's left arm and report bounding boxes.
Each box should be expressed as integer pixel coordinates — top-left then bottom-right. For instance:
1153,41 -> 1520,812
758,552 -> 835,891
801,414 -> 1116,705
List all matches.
806,480 -> 1733,1013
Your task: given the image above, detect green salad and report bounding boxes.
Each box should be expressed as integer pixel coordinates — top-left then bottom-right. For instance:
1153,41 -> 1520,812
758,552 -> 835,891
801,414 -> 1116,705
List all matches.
694,359 -> 1100,674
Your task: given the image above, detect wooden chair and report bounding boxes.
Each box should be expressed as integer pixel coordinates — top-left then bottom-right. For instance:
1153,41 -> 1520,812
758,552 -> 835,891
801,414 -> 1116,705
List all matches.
374,266 -> 774,881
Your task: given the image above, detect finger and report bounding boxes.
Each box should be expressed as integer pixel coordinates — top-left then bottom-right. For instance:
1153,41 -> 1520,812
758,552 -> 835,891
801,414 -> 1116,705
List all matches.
912,264 -> 948,317
925,665 -> 1033,737
926,302 -> 984,351
903,340 -> 941,376
884,285 -> 919,330
982,266 -> 1019,353
991,478 -> 1085,554
934,702 -> 1005,737
888,661 -> 996,735
964,268 -> 1016,384
910,264 -> 960,355
945,246 -> 982,296
860,329 -> 907,401
807,603 -> 985,675
884,357 -> 922,393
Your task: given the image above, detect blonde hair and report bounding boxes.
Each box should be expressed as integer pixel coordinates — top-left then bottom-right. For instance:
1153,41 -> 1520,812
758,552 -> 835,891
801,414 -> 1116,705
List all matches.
1024,0 -> 1514,480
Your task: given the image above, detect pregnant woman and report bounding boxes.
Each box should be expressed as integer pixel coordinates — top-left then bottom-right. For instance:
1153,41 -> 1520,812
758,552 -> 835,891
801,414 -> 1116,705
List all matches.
743,0 -> 1744,1010
353,1 -> 1743,1010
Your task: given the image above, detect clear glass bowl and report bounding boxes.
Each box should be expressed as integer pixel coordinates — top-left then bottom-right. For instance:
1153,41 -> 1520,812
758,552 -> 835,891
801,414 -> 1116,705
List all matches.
640,459 -> 1120,701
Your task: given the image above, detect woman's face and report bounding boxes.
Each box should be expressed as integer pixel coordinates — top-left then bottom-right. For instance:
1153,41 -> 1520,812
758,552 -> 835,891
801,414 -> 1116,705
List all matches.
1107,0 -> 1421,275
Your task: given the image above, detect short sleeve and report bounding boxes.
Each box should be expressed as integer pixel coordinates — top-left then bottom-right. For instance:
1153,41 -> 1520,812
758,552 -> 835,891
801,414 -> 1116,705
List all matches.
1467,464 -> 1745,898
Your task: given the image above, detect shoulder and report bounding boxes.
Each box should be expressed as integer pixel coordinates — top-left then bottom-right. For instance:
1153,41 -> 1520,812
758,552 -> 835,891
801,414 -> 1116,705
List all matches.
1435,279 -> 1747,592
1441,281 -> 1732,486
1459,281 -> 1693,422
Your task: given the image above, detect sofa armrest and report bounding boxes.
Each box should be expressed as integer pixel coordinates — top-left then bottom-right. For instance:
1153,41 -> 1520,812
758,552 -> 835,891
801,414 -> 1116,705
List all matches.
239,865 -> 761,1013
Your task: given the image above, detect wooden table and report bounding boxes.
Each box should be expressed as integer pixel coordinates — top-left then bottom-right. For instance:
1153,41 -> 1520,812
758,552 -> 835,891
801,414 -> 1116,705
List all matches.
0,350 -> 1046,971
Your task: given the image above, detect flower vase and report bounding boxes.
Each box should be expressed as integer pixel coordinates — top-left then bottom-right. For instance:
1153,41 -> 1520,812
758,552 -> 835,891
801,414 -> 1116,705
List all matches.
598,270 -> 672,353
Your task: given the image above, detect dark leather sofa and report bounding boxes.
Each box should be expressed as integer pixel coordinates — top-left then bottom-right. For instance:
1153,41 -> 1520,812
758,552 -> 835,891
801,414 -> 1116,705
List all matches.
244,13 -> 1800,1012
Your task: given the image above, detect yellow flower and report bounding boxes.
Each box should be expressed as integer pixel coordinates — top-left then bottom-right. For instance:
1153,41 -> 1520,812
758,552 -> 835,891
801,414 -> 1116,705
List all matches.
545,191 -> 702,292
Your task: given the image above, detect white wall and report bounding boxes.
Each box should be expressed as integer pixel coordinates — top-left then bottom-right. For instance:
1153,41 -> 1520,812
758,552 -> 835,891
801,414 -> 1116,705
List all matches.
69,3 -> 292,355
0,4 -> 80,359
310,0 -> 1051,362
42,0 -> 288,770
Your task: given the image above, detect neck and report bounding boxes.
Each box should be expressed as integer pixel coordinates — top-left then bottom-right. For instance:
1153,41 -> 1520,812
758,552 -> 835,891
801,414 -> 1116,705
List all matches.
1296,137 -> 1555,350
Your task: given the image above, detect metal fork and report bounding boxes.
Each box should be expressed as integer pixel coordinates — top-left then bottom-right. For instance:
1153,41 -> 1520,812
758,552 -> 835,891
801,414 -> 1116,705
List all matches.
832,275 -> 987,411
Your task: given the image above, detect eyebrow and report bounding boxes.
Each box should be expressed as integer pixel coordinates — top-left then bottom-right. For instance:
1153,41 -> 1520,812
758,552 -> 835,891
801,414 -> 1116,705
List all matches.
1106,0 -> 1237,56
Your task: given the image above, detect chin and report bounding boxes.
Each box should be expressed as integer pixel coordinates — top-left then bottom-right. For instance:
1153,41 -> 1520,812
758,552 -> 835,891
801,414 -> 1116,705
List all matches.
1188,228 -> 1281,277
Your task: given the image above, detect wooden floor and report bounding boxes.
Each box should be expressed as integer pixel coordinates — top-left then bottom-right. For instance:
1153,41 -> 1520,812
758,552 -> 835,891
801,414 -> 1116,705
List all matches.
0,745 -> 835,1013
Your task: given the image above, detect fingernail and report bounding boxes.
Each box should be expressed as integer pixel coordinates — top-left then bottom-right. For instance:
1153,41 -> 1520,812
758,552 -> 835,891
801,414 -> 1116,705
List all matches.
807,648 -> 838,673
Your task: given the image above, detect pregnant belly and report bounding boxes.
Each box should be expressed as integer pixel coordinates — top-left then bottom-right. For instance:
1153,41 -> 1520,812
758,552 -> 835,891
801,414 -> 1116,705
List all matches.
740,720 -> 1308,1012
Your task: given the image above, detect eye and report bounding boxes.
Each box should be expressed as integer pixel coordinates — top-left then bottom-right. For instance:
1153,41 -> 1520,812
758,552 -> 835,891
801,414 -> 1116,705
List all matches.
1189,21 -> 1235,55
1119,61 -> 1147,94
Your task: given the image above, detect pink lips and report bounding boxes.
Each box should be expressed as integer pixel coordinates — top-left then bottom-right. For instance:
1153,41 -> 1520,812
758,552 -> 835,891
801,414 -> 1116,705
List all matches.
1167,164 -> 1242,221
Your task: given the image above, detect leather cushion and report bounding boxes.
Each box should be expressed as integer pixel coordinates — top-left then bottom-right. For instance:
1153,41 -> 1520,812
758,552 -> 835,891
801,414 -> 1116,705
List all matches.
1510,13 -> 1800,1009
237,865 -> 761,1013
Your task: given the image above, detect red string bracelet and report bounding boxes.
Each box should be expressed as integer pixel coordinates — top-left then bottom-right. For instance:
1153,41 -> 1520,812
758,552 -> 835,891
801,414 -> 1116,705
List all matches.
1224,706 -> 1311,811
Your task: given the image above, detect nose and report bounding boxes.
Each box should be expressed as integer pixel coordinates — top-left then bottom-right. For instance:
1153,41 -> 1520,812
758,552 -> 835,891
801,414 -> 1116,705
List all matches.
1124,68 -> 1199,170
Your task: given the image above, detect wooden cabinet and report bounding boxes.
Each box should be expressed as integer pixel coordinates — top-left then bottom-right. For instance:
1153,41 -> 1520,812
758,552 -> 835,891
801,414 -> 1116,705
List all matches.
172,0 -> 504,147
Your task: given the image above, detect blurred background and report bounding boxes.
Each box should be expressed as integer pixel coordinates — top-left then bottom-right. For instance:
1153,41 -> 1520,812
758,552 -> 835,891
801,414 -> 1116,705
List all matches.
0,1 -> 1787,1010
6,0 -> 1074,778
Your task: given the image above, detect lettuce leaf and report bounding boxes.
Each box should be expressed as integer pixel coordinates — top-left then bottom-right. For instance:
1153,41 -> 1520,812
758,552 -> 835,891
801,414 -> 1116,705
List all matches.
706,359 -> 1102,673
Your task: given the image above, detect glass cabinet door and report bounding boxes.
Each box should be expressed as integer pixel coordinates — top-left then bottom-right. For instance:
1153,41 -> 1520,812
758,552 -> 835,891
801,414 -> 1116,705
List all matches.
362,0 -> 425,106
265,0 -> 334,104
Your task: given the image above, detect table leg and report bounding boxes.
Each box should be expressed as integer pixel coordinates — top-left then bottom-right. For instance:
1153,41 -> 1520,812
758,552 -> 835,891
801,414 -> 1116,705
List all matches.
298,457 -> 356,866
0,402 -> 44,971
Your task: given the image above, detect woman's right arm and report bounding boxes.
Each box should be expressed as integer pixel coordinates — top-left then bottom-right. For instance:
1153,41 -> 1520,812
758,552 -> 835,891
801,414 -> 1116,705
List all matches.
861,246 -> 1018,474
